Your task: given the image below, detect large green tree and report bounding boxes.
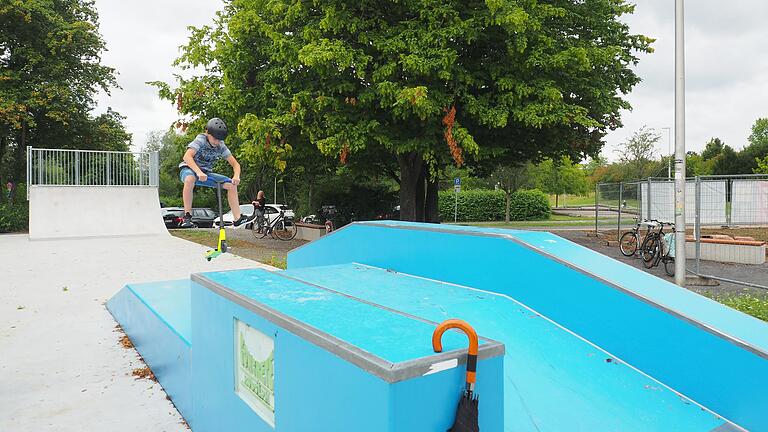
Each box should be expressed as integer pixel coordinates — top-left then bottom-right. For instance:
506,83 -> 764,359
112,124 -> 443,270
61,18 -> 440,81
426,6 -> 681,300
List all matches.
0,0 -> 125,189
155,0 -> 652,221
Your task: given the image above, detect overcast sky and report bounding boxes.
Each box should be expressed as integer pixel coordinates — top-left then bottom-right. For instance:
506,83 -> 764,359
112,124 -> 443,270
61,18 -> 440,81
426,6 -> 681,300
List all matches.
93,1 -> 768,161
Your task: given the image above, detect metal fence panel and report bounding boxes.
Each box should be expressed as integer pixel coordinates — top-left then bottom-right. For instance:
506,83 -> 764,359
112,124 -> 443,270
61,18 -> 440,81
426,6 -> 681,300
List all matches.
27,148 -> 159,193
639,180 -> 727,224
731,179 -> 768,225
694,181 -> 727,225
599,175 -> 767,290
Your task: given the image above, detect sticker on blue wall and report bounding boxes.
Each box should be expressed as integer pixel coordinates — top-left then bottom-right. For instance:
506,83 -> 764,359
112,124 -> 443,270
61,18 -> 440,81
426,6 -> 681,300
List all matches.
234,319 -> 275,427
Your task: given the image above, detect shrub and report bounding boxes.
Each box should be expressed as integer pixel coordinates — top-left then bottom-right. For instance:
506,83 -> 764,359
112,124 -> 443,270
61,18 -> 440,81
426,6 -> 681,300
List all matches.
0,202 -> 29,233
160,196 -> 184,208
438,188 -> 550,222
438,189 -> 505,222
508,189 -> 551,221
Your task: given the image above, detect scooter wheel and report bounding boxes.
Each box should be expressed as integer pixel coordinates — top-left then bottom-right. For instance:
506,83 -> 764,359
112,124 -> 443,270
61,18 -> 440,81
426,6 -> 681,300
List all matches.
206,257 -> 211,262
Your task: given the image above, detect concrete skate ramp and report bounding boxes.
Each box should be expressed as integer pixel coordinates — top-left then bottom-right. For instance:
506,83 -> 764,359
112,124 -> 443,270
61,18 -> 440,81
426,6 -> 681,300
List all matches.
29,186 -> 167,240
289,221 -> 768,431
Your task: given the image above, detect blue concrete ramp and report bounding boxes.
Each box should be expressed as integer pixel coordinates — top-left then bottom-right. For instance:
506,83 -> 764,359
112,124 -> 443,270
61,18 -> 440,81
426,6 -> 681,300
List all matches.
289,221 -> 768,432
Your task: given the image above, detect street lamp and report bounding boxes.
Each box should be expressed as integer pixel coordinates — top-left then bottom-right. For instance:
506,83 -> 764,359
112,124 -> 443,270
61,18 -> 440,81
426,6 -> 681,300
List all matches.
674,0 -> 687,286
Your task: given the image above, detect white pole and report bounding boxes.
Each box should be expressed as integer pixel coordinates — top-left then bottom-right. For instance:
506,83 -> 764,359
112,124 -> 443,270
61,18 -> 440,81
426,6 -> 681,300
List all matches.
674,0 -> 687,286
454,178 -> 460,223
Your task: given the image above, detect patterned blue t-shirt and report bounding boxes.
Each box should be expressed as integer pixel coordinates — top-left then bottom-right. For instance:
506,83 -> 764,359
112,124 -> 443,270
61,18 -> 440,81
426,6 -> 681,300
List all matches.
178,134 -> 232,172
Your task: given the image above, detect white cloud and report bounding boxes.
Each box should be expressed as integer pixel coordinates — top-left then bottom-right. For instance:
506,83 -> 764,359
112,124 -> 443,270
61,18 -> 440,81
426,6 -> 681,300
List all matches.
605,1 -> 768,161
91,1 -> 768,158
92,0 -> 224,151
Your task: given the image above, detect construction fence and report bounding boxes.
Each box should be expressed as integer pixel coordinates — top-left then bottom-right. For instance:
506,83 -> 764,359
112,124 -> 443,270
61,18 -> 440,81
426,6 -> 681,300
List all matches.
596,174 -> 768,289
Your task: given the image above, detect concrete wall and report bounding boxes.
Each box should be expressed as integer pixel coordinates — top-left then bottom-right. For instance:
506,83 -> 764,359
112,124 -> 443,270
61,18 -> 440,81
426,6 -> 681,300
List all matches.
295,223 -> 326,242
29,186 -> 167,239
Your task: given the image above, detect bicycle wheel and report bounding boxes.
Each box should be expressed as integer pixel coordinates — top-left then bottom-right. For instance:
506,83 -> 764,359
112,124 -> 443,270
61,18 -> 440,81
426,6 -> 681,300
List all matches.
664,257 -> 675,277
272,218 -> 297,241
640,235 -> 660,268
249,222 -> 265,240
619,231 -> 639,256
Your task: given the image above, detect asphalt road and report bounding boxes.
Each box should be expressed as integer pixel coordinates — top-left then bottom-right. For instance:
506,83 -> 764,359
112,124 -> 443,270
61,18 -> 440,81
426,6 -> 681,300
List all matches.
553,229 -> 768,297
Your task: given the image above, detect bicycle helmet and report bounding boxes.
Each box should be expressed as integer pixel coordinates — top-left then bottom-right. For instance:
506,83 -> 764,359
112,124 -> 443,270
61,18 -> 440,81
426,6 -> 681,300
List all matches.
206,118 -> 228,140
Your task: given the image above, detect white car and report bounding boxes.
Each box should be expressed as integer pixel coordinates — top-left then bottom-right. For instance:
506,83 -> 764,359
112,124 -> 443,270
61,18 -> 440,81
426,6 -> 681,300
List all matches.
215,204 -> 295,228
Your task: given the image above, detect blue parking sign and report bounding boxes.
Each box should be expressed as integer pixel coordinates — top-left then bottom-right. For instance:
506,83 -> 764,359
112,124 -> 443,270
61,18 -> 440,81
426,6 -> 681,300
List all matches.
454,178 -> 461,186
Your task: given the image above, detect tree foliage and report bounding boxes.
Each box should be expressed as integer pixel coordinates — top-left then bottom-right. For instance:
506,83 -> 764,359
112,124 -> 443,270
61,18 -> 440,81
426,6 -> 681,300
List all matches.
155,0 -> 652,221
755,156 -> 768,175
531,156 -> 588,206
0,0 -> 127,190
701,138 -> 725,161
614,125 -> 659,179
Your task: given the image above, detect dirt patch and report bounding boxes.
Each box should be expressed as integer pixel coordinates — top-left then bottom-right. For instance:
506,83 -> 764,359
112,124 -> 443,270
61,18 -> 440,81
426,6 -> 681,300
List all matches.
170,228 -> 307,268
131,367 -> 157,382
119,335 -> 134,349
698,227 -> 768,243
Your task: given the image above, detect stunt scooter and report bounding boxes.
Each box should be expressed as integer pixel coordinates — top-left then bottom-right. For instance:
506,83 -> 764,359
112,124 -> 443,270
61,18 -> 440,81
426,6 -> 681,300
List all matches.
205,180 -> 229,261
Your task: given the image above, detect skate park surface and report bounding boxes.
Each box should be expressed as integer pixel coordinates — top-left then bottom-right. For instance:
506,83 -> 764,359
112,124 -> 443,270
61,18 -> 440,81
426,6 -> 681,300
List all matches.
4,184 -> 768,431
1,184 -> 274,431
110,221 -> 766,431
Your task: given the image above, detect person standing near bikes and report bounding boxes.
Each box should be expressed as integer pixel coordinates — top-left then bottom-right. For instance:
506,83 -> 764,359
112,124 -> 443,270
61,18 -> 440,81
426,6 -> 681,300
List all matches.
252,190 -> 267,232
178,118 -> 252,228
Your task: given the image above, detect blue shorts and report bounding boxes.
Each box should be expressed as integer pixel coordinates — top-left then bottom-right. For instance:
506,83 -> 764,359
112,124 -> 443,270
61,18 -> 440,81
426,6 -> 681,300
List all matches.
179,167 -> 232,188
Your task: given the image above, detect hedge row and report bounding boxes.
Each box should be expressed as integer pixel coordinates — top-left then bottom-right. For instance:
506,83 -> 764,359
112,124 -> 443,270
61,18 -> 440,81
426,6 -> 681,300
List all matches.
438,189 -> 550,222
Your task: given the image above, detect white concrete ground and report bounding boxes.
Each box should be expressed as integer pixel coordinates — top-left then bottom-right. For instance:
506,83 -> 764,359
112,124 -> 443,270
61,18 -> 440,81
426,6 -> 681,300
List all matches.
0,234 -> 272,432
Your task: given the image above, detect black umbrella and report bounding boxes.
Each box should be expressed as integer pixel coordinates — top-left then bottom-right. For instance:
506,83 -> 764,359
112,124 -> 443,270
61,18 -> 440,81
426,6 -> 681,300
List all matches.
433,319 -> 480,432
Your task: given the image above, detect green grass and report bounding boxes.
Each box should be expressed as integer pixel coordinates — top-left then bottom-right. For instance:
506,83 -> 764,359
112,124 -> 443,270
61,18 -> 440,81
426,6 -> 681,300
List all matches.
548,193 -> 595,207
549,214 -> 591,221
264,254 -> 287,270
703,292 -> 768,322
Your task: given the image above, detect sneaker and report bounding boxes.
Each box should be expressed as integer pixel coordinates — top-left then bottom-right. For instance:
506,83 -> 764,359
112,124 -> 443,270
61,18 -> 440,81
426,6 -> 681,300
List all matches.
180,213 -> 195,228
232,214 -> 249,228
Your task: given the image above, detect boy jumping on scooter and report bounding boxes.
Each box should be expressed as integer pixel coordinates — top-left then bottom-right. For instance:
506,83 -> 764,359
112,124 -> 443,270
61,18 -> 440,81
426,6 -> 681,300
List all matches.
179,118 -> 251,228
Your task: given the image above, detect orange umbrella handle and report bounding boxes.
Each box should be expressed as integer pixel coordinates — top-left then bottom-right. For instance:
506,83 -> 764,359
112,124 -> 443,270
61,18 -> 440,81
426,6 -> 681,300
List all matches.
432,319 -> 479,385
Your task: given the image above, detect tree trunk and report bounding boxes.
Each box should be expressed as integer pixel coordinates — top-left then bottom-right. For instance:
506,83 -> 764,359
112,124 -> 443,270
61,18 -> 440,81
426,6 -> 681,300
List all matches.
397,151 -> 423,222
425,169 -> 439,223
505,191 -> 510,223
307,181 -> 313,214
555,194 -> 559,208
0,136 -> 6,203
13,122 -> 27,197
414,164 -> 426,222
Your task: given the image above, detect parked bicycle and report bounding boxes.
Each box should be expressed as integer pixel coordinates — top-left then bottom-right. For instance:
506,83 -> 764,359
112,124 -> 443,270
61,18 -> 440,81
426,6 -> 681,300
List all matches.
619,218 -> 659,257
640,221 -> 676,276
251,206 -> 297,241
662,232 -> 676,277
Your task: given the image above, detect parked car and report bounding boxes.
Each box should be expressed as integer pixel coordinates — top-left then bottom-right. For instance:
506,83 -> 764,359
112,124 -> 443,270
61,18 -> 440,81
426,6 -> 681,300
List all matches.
189,208 -> 217,228
215,204 -> 295,228
161,208 -> 185,229
162,207 -> 217,228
